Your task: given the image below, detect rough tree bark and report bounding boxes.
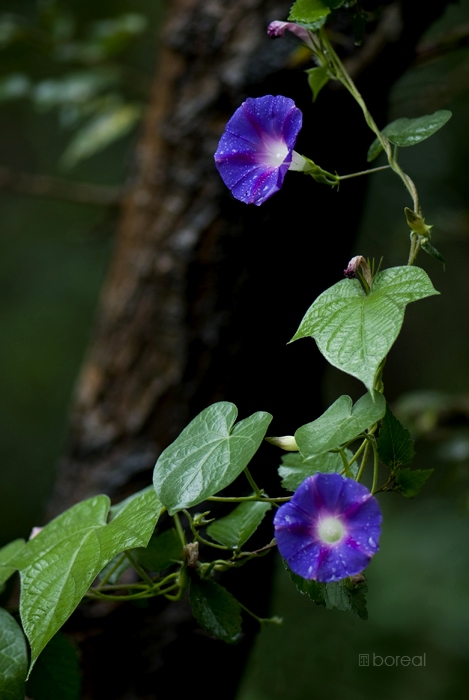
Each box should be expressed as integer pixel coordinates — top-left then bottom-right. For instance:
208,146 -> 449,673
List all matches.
45,1 -> 452,698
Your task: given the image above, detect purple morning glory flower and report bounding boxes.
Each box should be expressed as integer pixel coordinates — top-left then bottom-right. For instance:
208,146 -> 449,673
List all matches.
274,473 -> 382,583
214,95 -> 304,206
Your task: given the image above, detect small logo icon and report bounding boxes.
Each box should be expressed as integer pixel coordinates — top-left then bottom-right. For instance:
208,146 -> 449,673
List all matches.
359,654 -> 369,667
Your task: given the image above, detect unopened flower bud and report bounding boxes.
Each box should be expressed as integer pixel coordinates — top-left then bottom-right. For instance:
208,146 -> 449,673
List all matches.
265,435 -> 299,451
344,255 -> 373,288
404,207 -> 433,237
267,21 -> 315,50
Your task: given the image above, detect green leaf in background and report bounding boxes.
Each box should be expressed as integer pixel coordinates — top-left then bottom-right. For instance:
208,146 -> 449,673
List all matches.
153,402 -> 272,515
278,449 -> 356,491
87,13 -> 148,57
189,578 -> 242,644
61,103 -> 142,168
0,73 -> 31,101
11,489 -> 161,671
291,267 -> 439,393
367,110 -> 452,161
295,393 -> 385,460
26,633 -> 81,700
288,568 -> 368,620
32,70 -> 118,111
207,501 -> 271,549
306,66 -> 329,102
288,0 -> 330,25
0,608 -> 28,700
377,405 -> 415,470
421,240 -> 446,268
136,529 -> 182,572
394,468 -> 433,497
0,540 -> 25,587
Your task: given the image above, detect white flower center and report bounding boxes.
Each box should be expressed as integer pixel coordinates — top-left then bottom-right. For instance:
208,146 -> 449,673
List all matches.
261,137 -> 289,168
317,516 -> 345,545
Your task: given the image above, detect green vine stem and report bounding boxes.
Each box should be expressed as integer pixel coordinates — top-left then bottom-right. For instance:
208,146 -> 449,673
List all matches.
318,28 -> 422,237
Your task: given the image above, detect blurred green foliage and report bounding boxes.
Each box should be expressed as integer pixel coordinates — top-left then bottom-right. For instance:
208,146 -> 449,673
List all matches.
0,0 -> 157,167
0,0 -> 163,543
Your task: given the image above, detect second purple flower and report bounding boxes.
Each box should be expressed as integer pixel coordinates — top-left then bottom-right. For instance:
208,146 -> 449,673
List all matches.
214,95 -> 303,206
274,473 -> 382,583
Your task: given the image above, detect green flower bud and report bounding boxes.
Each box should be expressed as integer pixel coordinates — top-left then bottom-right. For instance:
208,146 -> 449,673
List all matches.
404,207 -> 433,238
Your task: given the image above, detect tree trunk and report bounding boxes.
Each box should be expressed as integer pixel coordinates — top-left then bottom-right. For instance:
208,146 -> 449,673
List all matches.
46,1 -> 452,697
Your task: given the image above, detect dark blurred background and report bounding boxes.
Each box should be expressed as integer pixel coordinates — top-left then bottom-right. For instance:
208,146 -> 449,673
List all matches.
1,1 -> 469,698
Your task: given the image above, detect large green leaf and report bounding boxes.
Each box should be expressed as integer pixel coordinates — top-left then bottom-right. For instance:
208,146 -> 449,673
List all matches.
26,633 -> 81,700
367,110 -> 452,161
288,0 -> 330,25
11,489 -> 161,671
291,267 -> 439,392
153,402 -> 272,515
295,393 -> 385,460
0,540 -> 25,587
189,578 -> 242,644
206,501 -> 271,550
288,568 -> 368,620
377,405 -> 415,469
0,609 -> 28,700
279,449 -> 356,491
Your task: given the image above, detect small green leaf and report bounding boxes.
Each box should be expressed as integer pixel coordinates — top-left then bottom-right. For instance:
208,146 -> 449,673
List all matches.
189,578 -> 242,644
377,405 -> 415,470
207,501 -> 271,549
291,267 -> 439,393
153,402 -> 272,515
0,608 -> 28,700
0,540 -> 25,587
61,103 -> 142,168
394,468 -> 433,497
367,110 -> 452,162
287,568 -> 368,620
288,0 -> 330,25
306,66 -> 329,102
295,393 -> 385,460
12,489 -> 161,671
421,240 -> 446,268
136,529 -> 182,571
279,449 -> 356,491
26,633 -> 81,700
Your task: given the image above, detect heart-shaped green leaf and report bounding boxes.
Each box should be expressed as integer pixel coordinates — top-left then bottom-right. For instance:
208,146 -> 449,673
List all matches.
367,110 -> 452,161
207,501 -> 271,549
278,449 -> 356,491
291,267 -> 439,393
11,489 -> 161,672
295,393 -> 385,460
0,608 -> 28,700
153,402 -> 272,515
